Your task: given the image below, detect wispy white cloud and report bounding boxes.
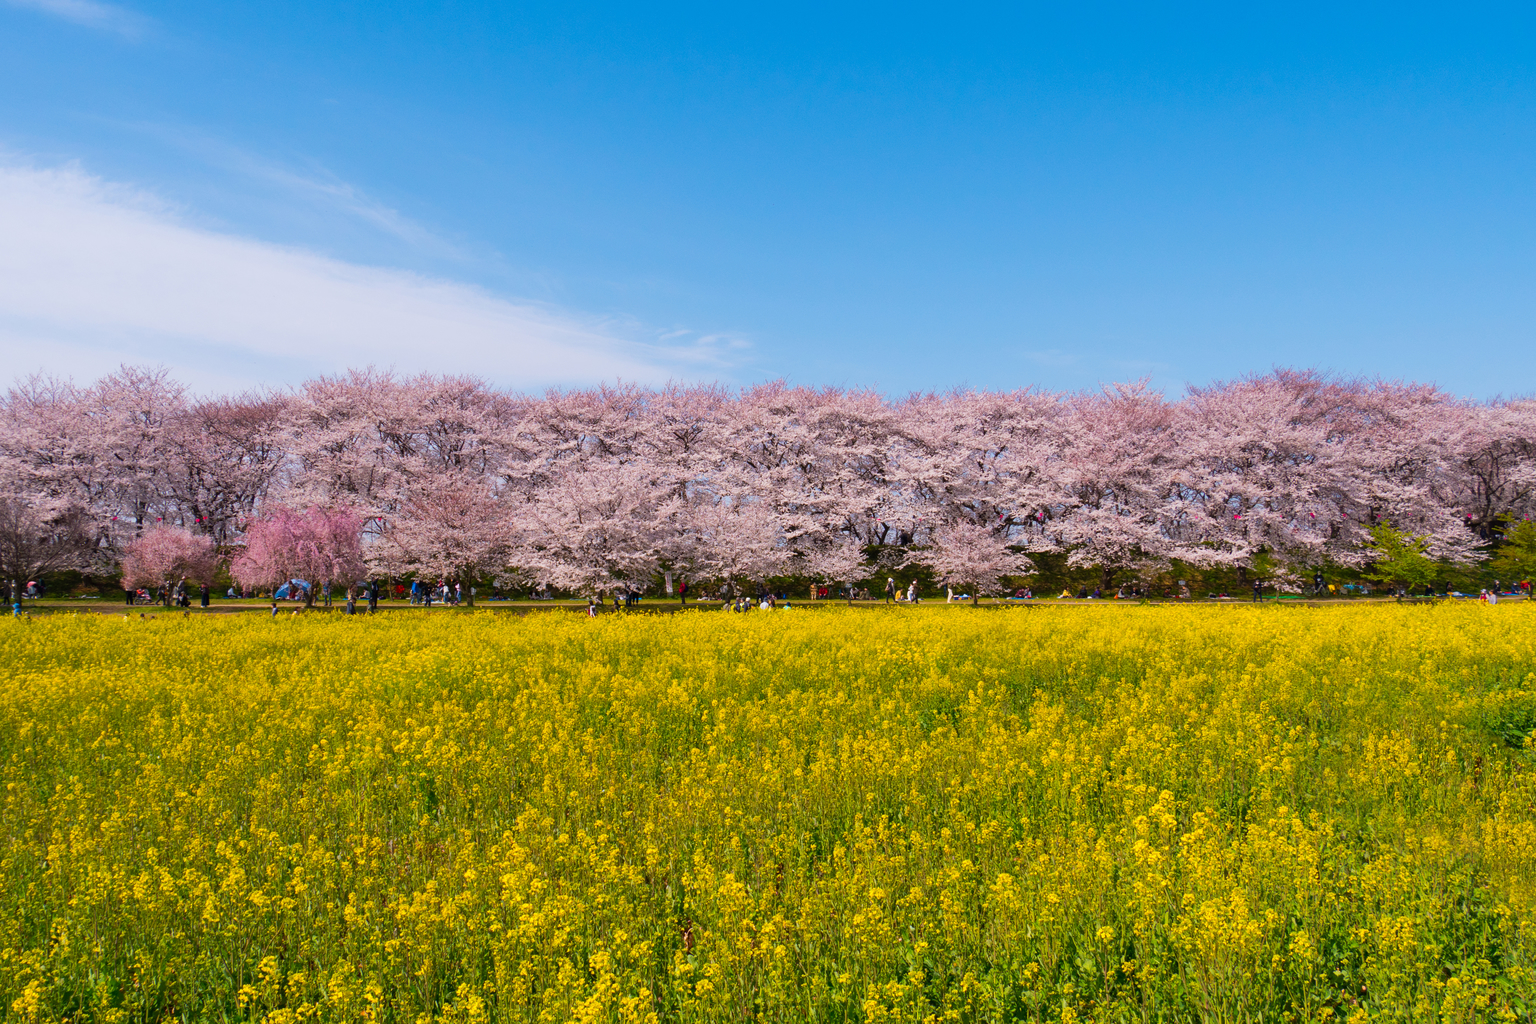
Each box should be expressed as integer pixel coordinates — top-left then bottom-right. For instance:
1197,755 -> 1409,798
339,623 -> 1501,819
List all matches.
119,125 -> 467,258
5,0 -> 147,38
0,162 -> 736,392
246,162 -> 457,254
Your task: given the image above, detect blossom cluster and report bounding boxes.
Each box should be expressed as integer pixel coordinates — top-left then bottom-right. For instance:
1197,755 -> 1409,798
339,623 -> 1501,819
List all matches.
1,366 -> 1531,591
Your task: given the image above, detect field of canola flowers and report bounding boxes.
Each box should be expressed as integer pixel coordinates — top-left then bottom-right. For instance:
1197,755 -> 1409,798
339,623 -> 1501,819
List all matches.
2,606 -> 1535,1024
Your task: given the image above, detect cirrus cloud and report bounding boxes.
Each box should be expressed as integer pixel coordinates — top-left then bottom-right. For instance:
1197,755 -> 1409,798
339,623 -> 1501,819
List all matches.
4,0 -> 147,37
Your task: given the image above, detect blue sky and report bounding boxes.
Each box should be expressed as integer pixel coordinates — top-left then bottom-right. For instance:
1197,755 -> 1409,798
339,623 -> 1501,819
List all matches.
2,2 -> 1533,397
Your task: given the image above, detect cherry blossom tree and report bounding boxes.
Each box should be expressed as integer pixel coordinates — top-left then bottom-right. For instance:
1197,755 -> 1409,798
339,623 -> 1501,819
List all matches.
1443,398 -> 1536,544
890,388 -> 1067,597
908,520 -> 1035,605
284,368 -> 413,520
0,492 -> 95,605
3,364 -> 1529,594
162,391 -> 288,544
1342,379 -> 1480,566
790,533 -> 869,603
231,507 -> 367,606
120,526 -> 219,600
1,376 -> 116,550
86,365 -> 186,539
513,461 -> 669,596
1054,381 -> 1177,588
373,472 -> 511,601
670,496 -> 790,593
1169,372 -> 1358,574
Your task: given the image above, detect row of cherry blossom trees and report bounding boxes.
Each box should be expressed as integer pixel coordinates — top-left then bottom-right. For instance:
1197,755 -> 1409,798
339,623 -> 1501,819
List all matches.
1,365 -> 1531,598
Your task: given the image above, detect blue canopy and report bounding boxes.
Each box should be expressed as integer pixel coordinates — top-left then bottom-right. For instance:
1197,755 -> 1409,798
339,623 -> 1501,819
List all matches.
274,579 -> 311,600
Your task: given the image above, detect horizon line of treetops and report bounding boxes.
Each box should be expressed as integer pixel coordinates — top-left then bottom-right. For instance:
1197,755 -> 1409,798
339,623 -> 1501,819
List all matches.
1,363 -> 1533,600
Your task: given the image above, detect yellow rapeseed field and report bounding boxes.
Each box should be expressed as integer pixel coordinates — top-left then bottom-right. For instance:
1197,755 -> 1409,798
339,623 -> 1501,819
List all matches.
2,605 -> 1535,1023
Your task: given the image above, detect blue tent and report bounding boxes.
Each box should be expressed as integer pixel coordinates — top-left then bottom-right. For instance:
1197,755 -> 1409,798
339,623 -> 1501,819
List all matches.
274,579 -> 311,600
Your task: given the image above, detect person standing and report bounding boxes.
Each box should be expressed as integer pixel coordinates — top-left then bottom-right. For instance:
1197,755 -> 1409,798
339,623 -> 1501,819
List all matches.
1252,580 -> 1262,603
367,582 -> 378,614
907,581 -> 918,603
199,582 -> 209,608
679,580 -> 687,606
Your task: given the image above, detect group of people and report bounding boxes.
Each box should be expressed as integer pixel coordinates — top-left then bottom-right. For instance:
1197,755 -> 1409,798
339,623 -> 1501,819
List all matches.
809,584 -> 872,601
727,594 -> 788,611
5,581 -> 42,603
123,578 -> 210,608
8,580 -> 40,616
405,580 -> 472,606
274,583 -> 378,616
581,590 -> 792,615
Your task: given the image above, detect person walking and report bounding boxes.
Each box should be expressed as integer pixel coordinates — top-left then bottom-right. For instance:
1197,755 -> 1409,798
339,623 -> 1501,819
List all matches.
907,581 -> 918,603
885,578 -> 896,604
679,580 -> 688,606
367,582 -> 378,614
